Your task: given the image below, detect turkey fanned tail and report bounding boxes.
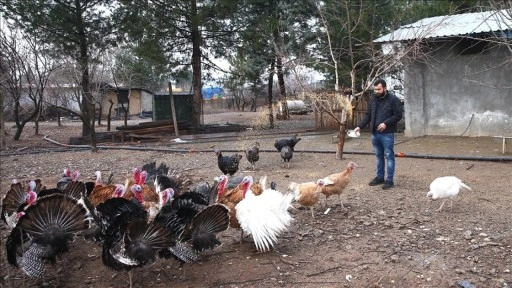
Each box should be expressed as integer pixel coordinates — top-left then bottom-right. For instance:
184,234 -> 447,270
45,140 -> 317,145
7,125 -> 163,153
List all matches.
181,204 -> 230,251
1,182 -> 25,227
161,241 -> 199,263
6,194 -> 89,277
102,214 -> 175,271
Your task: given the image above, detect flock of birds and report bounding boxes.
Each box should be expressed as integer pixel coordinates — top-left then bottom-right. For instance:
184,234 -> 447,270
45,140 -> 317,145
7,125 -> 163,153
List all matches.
1,133 -> 472,286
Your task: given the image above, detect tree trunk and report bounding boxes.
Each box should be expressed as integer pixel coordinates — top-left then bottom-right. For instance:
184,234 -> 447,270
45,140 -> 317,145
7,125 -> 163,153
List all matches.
190,0 -> 202,128
276,55 -> 289,120
0,92 -> 5,148
336,123 -> 347,160
267,58 -> 275,129
12,98 -> 38,140
76,7 -> 97,152
97,103 -> 102,126
107,99 -> 114,132
34,119 -> 39,135
57,109 -> 62,127
123,104 -> 128,126
336,108 -> 348,160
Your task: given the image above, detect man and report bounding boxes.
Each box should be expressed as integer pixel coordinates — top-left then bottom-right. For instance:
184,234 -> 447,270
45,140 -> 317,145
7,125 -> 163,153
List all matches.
354,79 -> 403,189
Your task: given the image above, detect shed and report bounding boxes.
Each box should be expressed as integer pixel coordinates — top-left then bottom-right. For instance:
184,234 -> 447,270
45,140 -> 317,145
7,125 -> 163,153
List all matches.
375,9 -> 512,137
153,92 -> 194,123
98,84 -> 153,118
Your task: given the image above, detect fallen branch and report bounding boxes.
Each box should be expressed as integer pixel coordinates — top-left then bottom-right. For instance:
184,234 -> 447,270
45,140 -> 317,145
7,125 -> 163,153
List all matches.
215,277 -> 268,286
477,197 -> 493,203
307,265 -> 343,277
279,257 -> 299,266
471,242 -> 502,250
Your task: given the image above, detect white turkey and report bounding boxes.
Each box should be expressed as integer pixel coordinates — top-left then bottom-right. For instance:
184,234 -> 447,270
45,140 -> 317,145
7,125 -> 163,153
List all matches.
235,176 -> 294,252
426,176 -> 472,212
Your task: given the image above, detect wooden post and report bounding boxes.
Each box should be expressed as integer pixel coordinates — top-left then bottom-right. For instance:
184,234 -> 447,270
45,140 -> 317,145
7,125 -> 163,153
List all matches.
169,81 -> 179,136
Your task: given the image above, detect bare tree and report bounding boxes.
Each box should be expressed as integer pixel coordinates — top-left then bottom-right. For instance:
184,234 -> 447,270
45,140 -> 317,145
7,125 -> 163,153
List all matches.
0,28 -> 55,140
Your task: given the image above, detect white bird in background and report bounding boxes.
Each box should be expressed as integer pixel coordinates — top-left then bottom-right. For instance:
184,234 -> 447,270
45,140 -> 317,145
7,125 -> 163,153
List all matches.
235,176 -> 294,252
427,176 -> 472,212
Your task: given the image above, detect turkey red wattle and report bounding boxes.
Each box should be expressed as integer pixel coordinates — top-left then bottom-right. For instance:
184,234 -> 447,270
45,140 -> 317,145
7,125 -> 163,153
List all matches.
132,167 -> 141,184
159,188 -> 174,206
216,175 -> 228,197
72,170 -> 80,181
112,184 -> 126,198
26,190 -> 37,206
240,176 -> 253,198
131,184 -> 144,203
138,171 -> 148,185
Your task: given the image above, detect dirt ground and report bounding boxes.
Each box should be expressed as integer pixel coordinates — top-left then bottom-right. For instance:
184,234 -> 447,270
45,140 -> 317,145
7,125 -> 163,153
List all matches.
0,111 -> 511,288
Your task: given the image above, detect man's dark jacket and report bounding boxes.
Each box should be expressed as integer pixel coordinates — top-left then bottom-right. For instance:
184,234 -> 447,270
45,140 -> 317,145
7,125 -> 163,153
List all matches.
358,91 -> 403,133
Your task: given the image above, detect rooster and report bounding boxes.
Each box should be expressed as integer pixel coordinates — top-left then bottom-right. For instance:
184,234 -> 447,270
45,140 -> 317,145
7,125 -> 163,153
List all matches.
289,179 -> 328,219
245,141 -> 260,170
235,176 -> 294,252
427,176 -> 472,212
280,146 -> 293,168
6,194 -> 90,278
1,180 -> 38,228
216,150 -> 243,176
274,133 -> 301,152
320,162 -> 358,208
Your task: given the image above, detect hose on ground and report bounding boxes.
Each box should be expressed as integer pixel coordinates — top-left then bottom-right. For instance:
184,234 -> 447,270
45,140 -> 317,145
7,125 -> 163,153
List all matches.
35,135 -> 512,162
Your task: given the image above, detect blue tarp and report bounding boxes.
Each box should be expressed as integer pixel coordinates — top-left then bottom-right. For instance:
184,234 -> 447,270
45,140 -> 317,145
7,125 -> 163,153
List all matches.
202,87 -> 224,100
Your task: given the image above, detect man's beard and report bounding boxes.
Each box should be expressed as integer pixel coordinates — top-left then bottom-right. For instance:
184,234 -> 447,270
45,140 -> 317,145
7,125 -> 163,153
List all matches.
376,92 -> 386,98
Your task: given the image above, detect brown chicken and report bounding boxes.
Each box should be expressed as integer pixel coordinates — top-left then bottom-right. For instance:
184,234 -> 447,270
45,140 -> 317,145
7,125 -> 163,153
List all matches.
289,180 -> 327,219
320,162 -> 358,209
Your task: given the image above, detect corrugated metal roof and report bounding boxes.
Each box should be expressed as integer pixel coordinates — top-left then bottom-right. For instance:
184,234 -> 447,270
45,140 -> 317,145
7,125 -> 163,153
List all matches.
375,9 -> 512,43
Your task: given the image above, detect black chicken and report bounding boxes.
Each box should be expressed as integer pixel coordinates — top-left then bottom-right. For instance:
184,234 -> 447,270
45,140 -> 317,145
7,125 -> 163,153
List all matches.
274,133 -> 302,152
245,141 -> 260,170
216,150 -> 243,176
280,145 -> 293,168
6,194 -> 90,278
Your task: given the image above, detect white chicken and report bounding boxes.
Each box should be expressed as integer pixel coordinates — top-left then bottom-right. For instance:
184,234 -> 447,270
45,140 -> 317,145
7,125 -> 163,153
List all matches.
427,176 -> 472,212
235,176 -> 294,252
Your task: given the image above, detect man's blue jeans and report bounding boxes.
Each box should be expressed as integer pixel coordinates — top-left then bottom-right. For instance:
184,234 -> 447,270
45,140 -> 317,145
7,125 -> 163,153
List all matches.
371,132 -> 395,182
